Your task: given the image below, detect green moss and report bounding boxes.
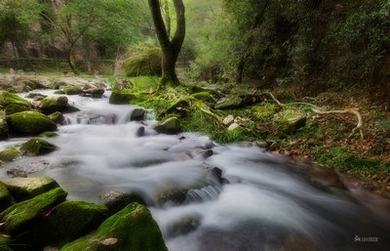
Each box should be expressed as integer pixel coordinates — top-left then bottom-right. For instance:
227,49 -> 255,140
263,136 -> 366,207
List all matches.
0,148 -> 20,162
0,91 -> 30,110
6,111 -> 57,135
0,182 -> 14,212
109,92 -> 136,105
39,96 -> 69,115
62,85 -> 82,95
2,176 -> 59,201
20,138 -> 57,156
273,108 -> 307,133
39,131 -> 59,138
251,103 -> 279,121
0,235 -> 12,251
61,203 -> 168,251
0,111 -> 8,139
48,111 -> 65,124
155,116 -> 181,134
21,201 -> 108,248
0,187 -> 67,235
4,103 -> 30,115
192,91 -> 216,104
215,95 -> 242,110
123,44 -> 162,77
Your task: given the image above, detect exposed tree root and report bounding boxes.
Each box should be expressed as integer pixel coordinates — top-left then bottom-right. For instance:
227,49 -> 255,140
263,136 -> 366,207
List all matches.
260,92 -> 364,139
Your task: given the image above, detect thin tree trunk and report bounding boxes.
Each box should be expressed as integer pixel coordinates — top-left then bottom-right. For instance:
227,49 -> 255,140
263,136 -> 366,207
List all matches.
67,47 -> 78,74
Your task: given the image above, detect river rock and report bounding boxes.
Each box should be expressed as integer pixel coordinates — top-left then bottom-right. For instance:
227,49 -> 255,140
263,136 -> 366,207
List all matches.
7,111 -> 57,135
20,201 -> 108,248
0,111 -> 8,139
61,203 -> 168,251
130,108 -> 146,121
62,85 -> 82,95
0,91 -> 30,115
0,147 -> 20,162
165,215 -> 200,238
0,187 -> 67,235
109,92 -> 136,105
39,96 -> 69,114
82,83 -> 105,98
20,138 -> 57,156
26,93 -> 47,101
49,112 -> 65,124
136,126 -> 145,137
155,117 -> 181,135
0,182 -> 14,212
102,191 -> 146,214
2,176 -> 59,201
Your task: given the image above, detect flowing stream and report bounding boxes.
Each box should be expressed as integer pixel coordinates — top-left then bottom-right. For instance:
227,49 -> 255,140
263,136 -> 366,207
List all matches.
1,90 -> 389,251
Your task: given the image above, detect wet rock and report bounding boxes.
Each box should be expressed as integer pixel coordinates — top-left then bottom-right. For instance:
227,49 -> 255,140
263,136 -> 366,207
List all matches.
102,191 -> 146,214
2,176 -> 59,201
39,96 -> 69,115
209,167 -> 229,185
62,85 -> 82,95
61,203 -> 168,251
130,108 -> 146,121
49,112 -> 65,124
156,188 -> 188,205
54,90 -> 65,95
7,111 -> 57,135
0,111 -> 8,139
82,83 -> 105,98
26,93 -> 47,100
109,92 -> 136,105
202,149 -> 214,159
0,182 -> 14,212
0,91 -> 30,115
0,187 -> 67,235
20,138 -> 57,156
6,169 -> 28,178
40,131 -> 59,138
165,215 -> 201,238
20,201 -> 108,248
155,117 -> 181,135
0,147 -> 20,162
136,126 -> 145,137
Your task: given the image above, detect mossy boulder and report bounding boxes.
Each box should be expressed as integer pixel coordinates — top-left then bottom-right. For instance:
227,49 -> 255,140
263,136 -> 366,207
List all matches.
130,108 -> 146,121
0,147 -> 20,162
61,203 -> 167,251
2,176 -> 59,201
123,45 -> 162,77
40,131 -> 59,138
109,92 -> 136,105
273,109 -> 307,133
7,111 -> 57,135
20,138 -> 57,156
0,187 -> 67,235
62,85 -> 83,95
0,111 -> 8,139
155,117 -> 181,134
39,96 -> 69,115
49,111 -> 65,124
21,201 -> 109,248
0,91 -> 30,115
0,182 -> 14,212
102,191 -> 146,214
26,92 -> 47,101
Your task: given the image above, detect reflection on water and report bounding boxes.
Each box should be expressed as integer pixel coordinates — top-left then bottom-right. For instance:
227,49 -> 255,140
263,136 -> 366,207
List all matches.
0,90 -> 389,251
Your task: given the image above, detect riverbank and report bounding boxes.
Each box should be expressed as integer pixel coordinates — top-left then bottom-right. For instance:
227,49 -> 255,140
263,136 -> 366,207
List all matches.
110,75 -> 390,199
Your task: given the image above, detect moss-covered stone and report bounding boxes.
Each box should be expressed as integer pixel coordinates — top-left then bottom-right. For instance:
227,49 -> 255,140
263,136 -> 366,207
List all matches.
2,176 -> 59,201
0,147 -> 20,162
61,203 -> 167,251
273,108 -> 307,133
20,138 -> 57,156
62,85 -> 82,95
109,92 -> 136,105
0,182 -> 14,212
0,91 -> 30,115
0,111 -> 8,139
155,116 -> 181,134
39,131 -> 59,138
123,45 -> 162,77
102,191 -> 146,214
20,201 -> 109,248
0,187 -> 67,235
48,111 -> 65,124
6,111 -> 57,135
39,96 -> 69,115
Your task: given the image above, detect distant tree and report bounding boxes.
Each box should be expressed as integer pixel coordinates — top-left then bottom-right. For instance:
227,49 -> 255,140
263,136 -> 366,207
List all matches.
148,0 -> 186,85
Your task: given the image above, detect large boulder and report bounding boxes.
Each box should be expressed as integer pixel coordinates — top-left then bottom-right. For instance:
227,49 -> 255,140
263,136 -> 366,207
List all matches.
0,182 -> 14,212
2,176 -> 59,201
61,203 -> 168,251
123,45 -> 162,77
154,117 -> 181,135
7,111 -> 57,135
0,91 -> 30,115
109,92 -> 136,105
20,201 -> 109,248
20,138 -> 57,156
38,96 -> 69,115
0,187 -> 67,235
62,85 -> 83,95
0,147 -> 21,162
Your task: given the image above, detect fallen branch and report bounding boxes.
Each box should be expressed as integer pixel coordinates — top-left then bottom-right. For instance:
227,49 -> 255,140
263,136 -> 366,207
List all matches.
260,92 -> 364,139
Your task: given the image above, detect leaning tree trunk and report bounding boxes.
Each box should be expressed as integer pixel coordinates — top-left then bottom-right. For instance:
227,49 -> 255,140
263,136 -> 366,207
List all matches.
148,0 -> 185,86
67,46 -> 78,75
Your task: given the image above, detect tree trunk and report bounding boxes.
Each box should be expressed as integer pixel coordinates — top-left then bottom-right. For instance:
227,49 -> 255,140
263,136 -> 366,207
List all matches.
148,0 -> 185,86
67,47 -> 78,74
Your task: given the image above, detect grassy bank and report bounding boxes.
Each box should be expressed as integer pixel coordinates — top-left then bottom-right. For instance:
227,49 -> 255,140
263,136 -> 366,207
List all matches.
110,76 -> 390,198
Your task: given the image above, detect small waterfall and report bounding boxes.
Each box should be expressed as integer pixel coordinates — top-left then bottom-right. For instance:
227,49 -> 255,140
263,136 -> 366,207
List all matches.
185,185 -> 222,203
